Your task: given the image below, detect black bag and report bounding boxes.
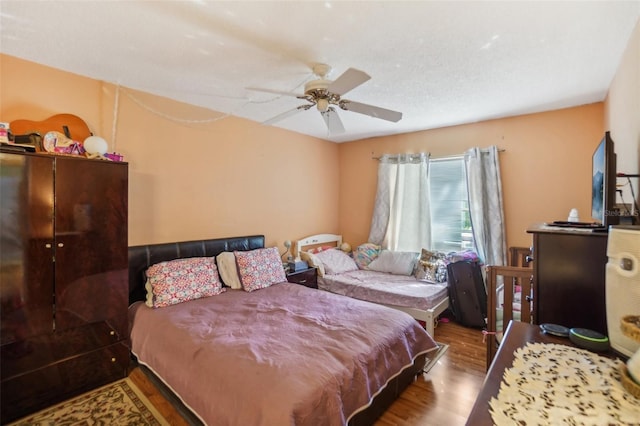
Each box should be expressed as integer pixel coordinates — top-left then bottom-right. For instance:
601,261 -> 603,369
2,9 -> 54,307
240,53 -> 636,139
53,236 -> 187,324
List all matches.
446,260 -> 487,328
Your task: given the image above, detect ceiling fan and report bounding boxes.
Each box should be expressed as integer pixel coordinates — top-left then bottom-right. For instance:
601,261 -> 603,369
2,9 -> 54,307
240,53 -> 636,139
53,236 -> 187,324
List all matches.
248,64 -> 402,134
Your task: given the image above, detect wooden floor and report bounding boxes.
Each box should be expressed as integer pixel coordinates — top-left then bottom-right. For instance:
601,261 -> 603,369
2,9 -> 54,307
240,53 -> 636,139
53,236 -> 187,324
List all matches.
129,318 -> 487,426
376,319 -> 487,425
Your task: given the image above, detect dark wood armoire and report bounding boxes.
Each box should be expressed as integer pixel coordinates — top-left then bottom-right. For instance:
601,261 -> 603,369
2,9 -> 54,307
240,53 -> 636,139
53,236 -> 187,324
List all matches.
0,149 -> 129,423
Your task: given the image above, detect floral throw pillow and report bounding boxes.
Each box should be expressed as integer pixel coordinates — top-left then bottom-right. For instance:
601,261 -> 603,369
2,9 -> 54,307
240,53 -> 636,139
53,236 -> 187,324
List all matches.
235,247 -> 287,292
145,257 -> 224,308
354,243 -> 381,270
414,249 -> 448,282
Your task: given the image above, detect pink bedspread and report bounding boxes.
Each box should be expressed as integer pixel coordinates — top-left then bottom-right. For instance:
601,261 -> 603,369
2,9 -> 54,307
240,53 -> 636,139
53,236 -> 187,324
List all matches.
129,282 -> 436,425
319,270 -> 448,311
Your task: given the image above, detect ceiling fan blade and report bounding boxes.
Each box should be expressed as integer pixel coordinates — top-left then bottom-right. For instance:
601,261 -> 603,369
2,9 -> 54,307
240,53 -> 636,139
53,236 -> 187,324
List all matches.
263,104 -> 311,125
328,68 -> 371,96
321,108 -> 346,134
341,100 -> 402,122
246,87 -> 301,98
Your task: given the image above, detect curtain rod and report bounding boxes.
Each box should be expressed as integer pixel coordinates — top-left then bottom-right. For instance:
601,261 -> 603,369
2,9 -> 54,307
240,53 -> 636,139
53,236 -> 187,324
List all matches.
371,148 -> 505,161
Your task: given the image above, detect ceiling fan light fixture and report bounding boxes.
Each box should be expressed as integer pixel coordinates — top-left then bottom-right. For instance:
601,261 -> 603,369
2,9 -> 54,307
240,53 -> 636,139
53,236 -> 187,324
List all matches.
316,98 -> 329,112
250,64 -> 403,134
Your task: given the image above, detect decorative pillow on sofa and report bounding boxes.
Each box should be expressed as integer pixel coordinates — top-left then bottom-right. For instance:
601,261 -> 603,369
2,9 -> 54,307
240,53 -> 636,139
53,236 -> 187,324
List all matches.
414,249 -> 448,282
216,251 -> 242,290
314,248 -> 358,275
234,247 -> 287,292
145,257 -> 224,308
367,250 -> 419,275
353,243 -> 381,269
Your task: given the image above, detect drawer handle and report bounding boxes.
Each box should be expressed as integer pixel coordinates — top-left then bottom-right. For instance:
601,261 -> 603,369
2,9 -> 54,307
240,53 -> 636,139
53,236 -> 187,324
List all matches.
299,279 -> 307,283
111,357 -> 116,363
109,330 -> 115,336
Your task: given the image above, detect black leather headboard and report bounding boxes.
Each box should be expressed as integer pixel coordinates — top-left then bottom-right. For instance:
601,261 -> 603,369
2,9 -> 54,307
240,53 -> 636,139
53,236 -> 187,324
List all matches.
128,235 -> 265,305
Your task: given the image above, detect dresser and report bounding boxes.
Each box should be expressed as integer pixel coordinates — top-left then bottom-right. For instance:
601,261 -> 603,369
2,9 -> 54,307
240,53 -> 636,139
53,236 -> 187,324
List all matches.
0,150 -> 129,423
527,224 -> 608,334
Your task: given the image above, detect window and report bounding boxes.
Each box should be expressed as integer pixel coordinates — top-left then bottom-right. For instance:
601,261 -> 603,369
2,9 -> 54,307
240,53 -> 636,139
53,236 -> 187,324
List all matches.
429,157 -> 474,252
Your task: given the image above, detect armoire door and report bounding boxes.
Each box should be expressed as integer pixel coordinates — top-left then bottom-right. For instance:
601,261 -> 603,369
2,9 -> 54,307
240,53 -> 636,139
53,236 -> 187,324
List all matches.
0,153 -> 55,346
53,157 -> 129,340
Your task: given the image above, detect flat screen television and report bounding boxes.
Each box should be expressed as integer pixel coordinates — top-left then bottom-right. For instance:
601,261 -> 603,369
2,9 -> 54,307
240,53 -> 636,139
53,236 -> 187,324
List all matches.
591,131 -> 618,227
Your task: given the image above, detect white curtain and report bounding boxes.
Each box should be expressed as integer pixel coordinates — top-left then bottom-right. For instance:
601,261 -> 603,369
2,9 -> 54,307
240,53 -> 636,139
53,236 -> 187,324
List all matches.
464,146 -> 507,266
368,153 -> 431,252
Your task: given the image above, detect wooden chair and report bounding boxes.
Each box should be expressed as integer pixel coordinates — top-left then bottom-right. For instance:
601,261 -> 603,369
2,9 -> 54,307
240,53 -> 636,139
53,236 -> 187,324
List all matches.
485,266 -> 534,369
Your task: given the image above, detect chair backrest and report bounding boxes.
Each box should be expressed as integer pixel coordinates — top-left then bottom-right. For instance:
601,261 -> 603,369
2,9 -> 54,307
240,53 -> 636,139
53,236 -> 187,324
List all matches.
485,265 -> 533,369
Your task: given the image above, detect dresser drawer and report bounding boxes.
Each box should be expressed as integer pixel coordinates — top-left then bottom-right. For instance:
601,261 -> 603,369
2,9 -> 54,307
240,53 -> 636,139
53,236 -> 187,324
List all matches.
1,342 -> 129,424
286,268 -> 317,289
1,321 -> 123,380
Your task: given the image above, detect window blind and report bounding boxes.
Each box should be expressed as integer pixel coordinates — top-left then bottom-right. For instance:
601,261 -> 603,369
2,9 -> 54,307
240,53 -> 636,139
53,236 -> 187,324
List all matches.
429,157 -> 474,252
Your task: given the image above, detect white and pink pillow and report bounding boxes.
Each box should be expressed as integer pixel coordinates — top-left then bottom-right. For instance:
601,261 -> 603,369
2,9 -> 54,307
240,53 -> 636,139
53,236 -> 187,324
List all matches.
314,248 -> 359,275
145,257 -> 224,308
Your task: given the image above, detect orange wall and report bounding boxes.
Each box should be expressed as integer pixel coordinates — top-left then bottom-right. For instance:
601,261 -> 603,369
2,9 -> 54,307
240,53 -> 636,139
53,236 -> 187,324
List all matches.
3,26 -> 638,255
0,54 -> 340,248
338,104 -> 605,250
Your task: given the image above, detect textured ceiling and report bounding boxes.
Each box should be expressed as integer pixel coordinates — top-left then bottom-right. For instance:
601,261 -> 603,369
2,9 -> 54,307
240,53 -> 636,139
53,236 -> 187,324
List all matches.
1,1 -> 639,143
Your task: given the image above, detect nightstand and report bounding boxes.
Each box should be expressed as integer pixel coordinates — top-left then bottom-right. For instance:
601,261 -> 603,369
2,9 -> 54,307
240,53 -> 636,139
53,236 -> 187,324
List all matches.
286,268 -> 318,289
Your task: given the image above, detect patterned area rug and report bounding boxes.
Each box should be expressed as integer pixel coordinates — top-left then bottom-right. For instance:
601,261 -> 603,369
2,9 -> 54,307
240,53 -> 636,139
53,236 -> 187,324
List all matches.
8,378 -> 170,426
423,342 -> 449,373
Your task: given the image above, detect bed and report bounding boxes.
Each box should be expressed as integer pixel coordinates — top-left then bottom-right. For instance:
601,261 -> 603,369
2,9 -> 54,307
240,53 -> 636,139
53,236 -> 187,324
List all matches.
296,234 -> 450,337
128,234 -> 438,425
